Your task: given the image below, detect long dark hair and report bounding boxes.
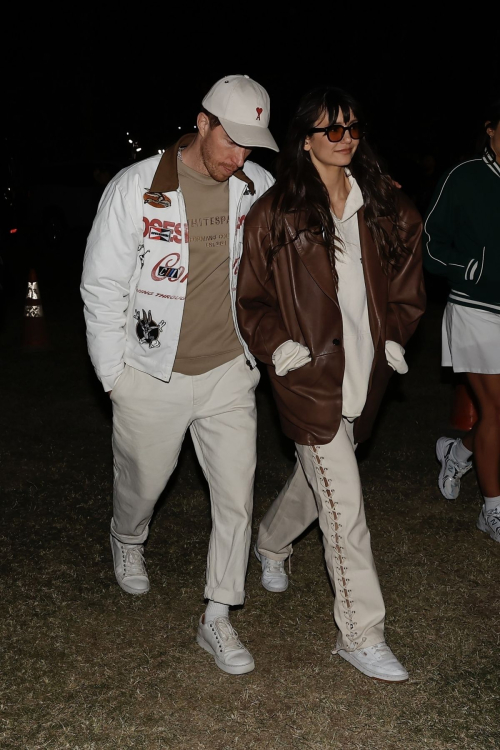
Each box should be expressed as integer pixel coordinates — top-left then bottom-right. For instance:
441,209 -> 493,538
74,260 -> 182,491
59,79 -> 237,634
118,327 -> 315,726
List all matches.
480,98 -> 500,158
269,86 -> 408,284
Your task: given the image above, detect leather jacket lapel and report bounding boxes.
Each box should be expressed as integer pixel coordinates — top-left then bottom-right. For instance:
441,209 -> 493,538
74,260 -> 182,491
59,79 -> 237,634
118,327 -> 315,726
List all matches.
283,208 -> 384,346
286,215 -> 339,307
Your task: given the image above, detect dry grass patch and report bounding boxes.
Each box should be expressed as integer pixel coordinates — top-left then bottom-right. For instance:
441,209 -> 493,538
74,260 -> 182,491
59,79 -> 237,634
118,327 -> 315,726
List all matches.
1,291 -> 499,749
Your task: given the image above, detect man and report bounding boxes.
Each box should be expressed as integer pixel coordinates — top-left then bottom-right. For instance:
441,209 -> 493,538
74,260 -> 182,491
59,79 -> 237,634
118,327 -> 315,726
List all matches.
81,75 -> 277,675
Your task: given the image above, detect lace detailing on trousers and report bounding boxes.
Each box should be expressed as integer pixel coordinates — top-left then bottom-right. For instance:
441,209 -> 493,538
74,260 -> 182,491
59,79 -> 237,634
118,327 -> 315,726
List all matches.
309,444 -> 362,650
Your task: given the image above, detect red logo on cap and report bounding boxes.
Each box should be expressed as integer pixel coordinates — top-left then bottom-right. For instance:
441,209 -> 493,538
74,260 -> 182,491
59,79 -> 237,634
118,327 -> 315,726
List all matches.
256,107 -> 263,121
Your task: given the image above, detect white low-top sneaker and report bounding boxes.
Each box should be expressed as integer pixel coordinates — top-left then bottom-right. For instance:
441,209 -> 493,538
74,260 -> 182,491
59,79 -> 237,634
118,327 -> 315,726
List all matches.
110,535 -> 150,595
197,615 -> 255,675
254,544 -> 288,592
477,504 -> 500,543
334,641 -> 409,682
436,436 -> 473,500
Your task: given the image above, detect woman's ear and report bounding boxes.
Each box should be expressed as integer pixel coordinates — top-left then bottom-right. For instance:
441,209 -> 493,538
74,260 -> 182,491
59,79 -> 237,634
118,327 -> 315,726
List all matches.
303,136 -> 311,152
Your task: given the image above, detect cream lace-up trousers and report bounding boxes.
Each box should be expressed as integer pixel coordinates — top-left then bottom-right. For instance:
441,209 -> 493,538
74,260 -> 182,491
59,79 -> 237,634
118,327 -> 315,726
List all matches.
110,355 -> 259,606
257,418 -> 385,650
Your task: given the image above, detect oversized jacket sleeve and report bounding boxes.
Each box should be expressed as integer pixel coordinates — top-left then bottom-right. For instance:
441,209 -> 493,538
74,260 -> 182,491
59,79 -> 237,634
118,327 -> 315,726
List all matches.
423,170 -> 463,282
237,202 -> 291,366
81,179 -> 142,392
385,198 -> 426,347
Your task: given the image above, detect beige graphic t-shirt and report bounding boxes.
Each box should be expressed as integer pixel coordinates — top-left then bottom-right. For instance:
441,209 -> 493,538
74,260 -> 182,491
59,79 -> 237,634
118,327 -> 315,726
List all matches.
173,158 -> 243,375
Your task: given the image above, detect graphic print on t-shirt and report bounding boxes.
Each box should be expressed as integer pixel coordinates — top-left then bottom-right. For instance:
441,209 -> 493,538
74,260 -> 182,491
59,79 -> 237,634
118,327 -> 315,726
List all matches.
187,213 -> 229,250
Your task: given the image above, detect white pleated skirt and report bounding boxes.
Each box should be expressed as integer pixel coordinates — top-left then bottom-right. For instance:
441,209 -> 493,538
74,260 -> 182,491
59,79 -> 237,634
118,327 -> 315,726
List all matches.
442,302 -> 500,373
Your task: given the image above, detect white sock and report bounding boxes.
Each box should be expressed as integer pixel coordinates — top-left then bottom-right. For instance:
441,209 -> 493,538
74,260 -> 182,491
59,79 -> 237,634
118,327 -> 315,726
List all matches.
205,600 -> 229,622
484,496 -> 500,513
451,438 -> 473,464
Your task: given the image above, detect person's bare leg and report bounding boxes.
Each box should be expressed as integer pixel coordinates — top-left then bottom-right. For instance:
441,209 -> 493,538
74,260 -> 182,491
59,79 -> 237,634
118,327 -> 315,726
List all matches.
466,373 -> 500,497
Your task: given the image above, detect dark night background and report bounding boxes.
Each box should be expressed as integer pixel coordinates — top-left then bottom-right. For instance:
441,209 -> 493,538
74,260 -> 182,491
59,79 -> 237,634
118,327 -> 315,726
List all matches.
3,19 -> 500,207
1,19 -> 499,314
3,19 -> 499,303
2,19 -> 500,749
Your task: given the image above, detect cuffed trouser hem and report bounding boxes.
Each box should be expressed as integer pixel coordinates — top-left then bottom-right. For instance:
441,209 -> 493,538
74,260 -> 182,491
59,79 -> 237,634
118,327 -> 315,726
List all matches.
110,517 -> 149,546
256,547 -> 290,562
204,586 -> 245,607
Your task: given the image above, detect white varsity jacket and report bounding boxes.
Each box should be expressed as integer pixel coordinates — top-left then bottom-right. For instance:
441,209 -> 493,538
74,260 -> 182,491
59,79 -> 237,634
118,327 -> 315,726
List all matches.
81,135 -> 274,391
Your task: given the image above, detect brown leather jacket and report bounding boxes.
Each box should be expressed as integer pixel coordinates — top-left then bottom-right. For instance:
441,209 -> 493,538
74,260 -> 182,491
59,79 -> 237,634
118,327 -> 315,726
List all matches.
236,189 -> 426,445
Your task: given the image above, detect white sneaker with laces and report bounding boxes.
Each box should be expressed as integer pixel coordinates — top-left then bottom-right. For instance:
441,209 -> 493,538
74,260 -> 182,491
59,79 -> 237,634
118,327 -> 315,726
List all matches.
254,544 -> 288,592
197,615 -> 255,675
436,436 -> 472,500
110,534 -> 150,595
334,640 -> 409,682
477,504 -> 500,543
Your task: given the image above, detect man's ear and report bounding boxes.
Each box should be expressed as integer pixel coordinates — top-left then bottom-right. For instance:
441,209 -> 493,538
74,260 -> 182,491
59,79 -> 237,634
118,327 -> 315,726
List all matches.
197,112 -> 210,138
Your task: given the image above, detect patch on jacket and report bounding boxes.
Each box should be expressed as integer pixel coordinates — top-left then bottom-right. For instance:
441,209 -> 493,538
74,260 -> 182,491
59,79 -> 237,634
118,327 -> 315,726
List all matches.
134,309 -> 166,348
143,191 -> 171,209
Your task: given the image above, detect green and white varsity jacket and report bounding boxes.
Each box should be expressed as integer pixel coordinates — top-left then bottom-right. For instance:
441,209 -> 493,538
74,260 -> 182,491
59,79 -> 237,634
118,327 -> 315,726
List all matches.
424,148 -> 500,314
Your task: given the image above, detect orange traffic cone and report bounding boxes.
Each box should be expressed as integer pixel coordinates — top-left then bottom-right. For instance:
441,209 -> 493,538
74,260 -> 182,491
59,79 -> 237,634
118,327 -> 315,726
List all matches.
450,382 -> 478,432
23,269 -> 51,351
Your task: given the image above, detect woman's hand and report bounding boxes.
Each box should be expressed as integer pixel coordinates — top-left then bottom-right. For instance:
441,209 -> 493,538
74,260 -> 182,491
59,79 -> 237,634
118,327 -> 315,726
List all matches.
272,340 -> 312,376
385,340 -> 408,374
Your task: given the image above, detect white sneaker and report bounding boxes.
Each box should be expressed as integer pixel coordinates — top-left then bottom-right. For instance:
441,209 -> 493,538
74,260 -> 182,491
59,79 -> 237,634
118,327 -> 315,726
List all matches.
110,534 -> 150,595
436,437 -> 472,500
254,544 -> 288,592
197,615 -> 255,675
477,504 -> 500,543
334,641 -> 409,682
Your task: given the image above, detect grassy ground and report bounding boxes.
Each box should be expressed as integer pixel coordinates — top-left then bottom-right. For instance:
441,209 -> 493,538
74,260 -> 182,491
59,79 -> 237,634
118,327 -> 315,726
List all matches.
1,259 -> 499,749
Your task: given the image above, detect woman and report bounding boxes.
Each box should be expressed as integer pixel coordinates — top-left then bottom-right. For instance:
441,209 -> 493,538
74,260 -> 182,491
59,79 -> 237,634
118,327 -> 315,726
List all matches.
424,100 -> 500,542
237,86 -> 425,682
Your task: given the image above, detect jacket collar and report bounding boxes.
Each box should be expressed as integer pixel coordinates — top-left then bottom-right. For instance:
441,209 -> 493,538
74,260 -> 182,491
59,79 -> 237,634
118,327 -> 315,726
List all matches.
150,134 -> 255,194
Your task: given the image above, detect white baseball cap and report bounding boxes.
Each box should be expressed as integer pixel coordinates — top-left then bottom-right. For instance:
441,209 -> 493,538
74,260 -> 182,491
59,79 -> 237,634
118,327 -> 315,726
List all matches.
202,74 -> 279,152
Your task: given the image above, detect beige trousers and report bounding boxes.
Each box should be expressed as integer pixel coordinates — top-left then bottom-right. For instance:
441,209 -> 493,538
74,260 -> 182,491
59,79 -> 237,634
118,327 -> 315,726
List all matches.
111,354 -> 260,606
257,419 -> 385,650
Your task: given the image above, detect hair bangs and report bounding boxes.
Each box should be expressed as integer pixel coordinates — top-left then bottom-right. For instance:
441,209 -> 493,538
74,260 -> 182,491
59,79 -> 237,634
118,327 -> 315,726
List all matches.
323,90 -> 356,127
